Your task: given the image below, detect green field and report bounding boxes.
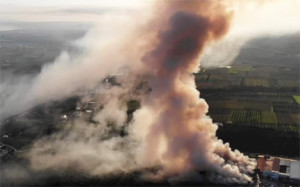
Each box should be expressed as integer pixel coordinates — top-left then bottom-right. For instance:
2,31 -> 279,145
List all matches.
209,101 -> 243,109
199,61 -> 299,133
209,74 -> 226,81
208,101 -> 270,110
261,111 -> 277,124
227,109 -> 261,125
244,78 -> 270,87
293,95 -> 300,104
228,66 -> 252,74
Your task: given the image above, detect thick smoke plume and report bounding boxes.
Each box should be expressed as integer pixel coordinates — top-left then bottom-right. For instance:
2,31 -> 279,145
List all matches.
134,0 -> 255,183
3,0 -> 261,185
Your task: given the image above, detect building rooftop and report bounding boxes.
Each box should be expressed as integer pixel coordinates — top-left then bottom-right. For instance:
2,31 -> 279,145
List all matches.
257,155 -> 300,180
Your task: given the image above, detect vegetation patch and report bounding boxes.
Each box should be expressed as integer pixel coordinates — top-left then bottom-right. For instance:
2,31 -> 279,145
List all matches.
227,109 -> 261,125
209,74 -> 226,81
289,113 -> 300,124
244,78 -> 270,87
292,95 -> 300,104
261,111 -> 277,124
278,80 -> 299,88
228,66 -> 252,74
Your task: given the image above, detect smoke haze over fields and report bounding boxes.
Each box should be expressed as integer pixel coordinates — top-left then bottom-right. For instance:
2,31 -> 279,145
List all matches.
1,0 -> 300,185
1,0 -> 299,117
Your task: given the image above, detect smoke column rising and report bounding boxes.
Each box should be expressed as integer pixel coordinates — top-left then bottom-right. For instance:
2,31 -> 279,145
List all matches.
2,0 -> 262,185
135,0 -> 255,183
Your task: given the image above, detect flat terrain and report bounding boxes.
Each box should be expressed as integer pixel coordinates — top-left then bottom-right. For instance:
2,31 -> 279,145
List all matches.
196,34 -> 300,158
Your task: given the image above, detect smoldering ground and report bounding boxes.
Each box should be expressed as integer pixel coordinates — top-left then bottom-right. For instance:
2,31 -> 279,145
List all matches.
1,0 -> 299,186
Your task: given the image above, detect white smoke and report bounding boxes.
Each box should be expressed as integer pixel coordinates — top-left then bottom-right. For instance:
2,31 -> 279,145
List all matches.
0,11 -> 147,119
1,0 -> 298,185
201,0 -> 300,68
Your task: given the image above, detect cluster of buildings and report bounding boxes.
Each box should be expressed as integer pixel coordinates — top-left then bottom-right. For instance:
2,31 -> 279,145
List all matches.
257,155 -> 300,182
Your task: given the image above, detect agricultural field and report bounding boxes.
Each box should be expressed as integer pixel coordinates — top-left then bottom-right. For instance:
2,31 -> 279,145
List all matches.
289,113 -> 300,124
261,111 -> 277,124
209,74 -> 227,81
198,57 -> 299,135
207,81 -> 229,88
208,100 -> 271,111
208,101 -> 243,109
227,66 -> 252,74
292,95 -> 300,104
200,34 -> 300,157
229,80 -> 242,87
278,80 -> 300,88
248,71 -> 271,78
194,74 -> 208,82
243,78 -> 270,87
226,109 -> 261,125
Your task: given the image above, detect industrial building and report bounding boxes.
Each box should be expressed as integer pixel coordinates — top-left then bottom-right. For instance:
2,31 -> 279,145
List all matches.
257,155 -> 300,181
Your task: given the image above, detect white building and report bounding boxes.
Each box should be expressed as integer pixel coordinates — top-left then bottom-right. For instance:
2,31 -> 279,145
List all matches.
257,155 -> 300,181
290,160 -> 300,180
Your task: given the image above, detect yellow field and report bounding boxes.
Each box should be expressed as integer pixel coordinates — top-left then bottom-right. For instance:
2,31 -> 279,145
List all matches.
293,95 -> 300,104
261,111 -> 277,124
244,78 -> 270,87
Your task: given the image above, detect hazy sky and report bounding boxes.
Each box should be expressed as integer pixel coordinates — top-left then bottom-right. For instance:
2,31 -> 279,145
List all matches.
0,0 -> 299,36
0,0 -> 146,7
0,0 -> 152,22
